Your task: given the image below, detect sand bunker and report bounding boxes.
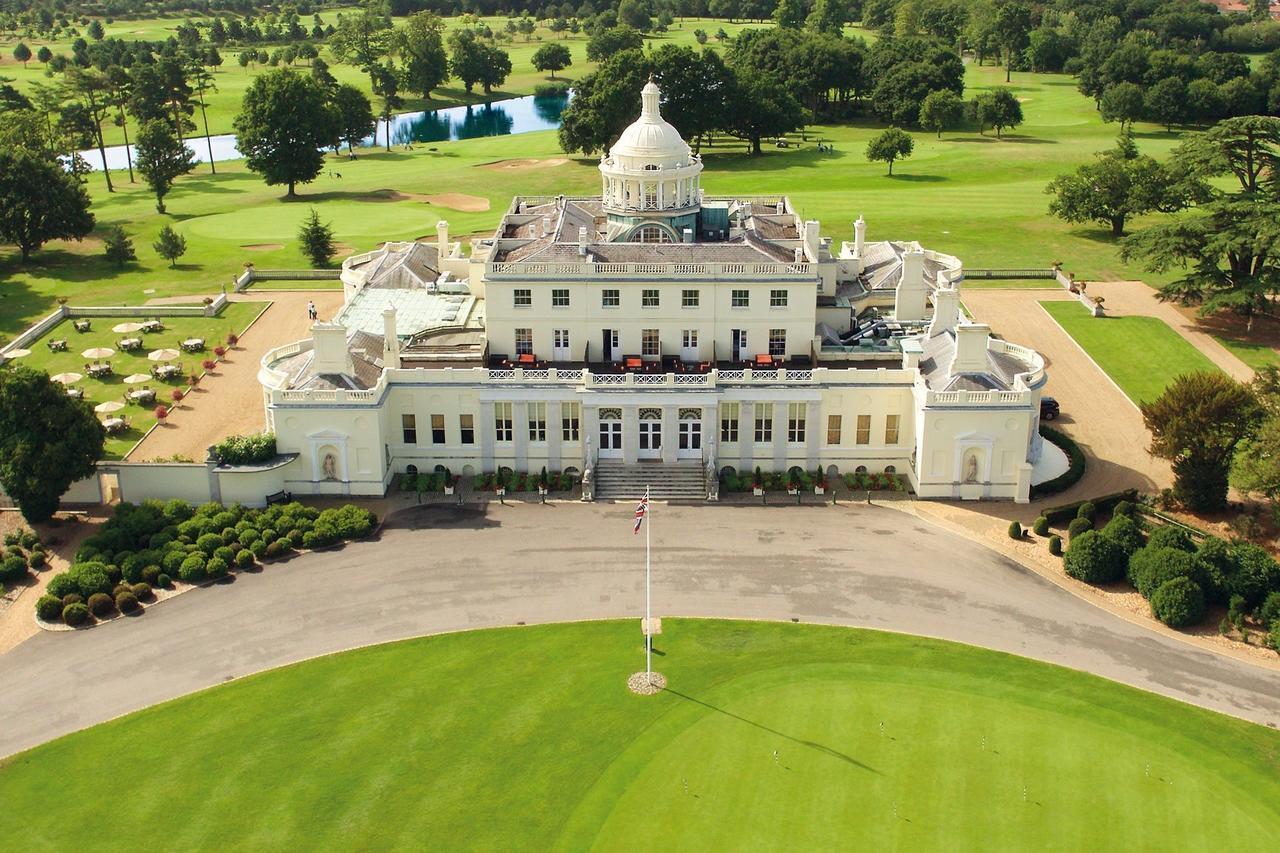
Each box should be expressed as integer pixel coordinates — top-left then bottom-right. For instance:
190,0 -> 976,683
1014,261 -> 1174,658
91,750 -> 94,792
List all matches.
477,158 -> 569,172
241,243 -> 284,251
422,193 -> 490,212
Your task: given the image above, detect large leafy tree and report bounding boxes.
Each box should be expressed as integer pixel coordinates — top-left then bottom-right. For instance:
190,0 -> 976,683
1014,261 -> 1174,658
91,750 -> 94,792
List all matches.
992,0 -> 1032,83
725,68 -> 804,156
329,83 -> 376,155
975,87 -> 1023,137
585,26 -> 643,63
532,43 -> 572,80
0,366 -> 103,524
919,90 -> 964,138
128,55 -> 194,140
652,45 -> 732,153
233,69 -> 337,197
135,118 -> 197,214
65,67 -> 114,193
1142,371 -> 1263,511
328,6 -> 393,88
865,127 -> 914,175
396,11 -> 448,99
557,49 -> 653,155
1046,133 -> 1189,236
0,149 -> 94,261
1122,116 -> 1280,330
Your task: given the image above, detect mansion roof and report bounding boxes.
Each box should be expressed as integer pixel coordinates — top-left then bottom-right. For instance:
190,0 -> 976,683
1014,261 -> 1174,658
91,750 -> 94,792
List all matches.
345,241 -> 443,290
919,328 -> 1028,393
274,329 -> 385,392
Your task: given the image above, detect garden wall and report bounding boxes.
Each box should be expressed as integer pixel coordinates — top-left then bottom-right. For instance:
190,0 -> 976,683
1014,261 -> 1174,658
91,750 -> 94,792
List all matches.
1,297 -> 231,359
102,458 -> 298,508
234,268 -> 342,292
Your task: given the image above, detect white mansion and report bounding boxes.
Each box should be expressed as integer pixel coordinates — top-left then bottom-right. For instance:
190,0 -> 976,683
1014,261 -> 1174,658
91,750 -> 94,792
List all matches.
258,82 -> 1051,502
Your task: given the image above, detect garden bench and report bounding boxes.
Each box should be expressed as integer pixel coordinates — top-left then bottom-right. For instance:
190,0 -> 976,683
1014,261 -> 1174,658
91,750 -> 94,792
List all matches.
265,490 -> 292,505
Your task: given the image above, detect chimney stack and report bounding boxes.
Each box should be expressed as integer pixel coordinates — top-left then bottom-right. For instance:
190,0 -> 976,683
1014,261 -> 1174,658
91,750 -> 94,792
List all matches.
929,287 -> 961,337
853,215 -> 866,258
950,323 -> 992,375
540,215 -> 551,238
382,305 -> 400,370
436,220 -> 449,259
793,246 -> 804,263
682,227 -> 693,243
894,248 -> 928,322
803,220 -> 820,261
578,225 -> 589,256
310,322 -> 353,377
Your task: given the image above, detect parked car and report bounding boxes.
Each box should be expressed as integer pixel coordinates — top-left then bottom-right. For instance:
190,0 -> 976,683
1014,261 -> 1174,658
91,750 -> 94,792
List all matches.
1040,396 -> 1060,421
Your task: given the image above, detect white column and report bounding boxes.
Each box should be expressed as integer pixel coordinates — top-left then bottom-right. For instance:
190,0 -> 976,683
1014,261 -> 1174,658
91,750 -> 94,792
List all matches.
623,405 -> 639,464
661,405 -> 677,464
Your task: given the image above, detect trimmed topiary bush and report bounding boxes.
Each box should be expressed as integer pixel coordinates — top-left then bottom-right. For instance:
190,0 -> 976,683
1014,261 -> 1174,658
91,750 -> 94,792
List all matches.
1230,543 -> 1280,610
1064,531 -> 1126,584
0,555 -> 28,583
26,550 -> 46,569
156,573 -> 172,589
62,602 -> 90,626
250,539 -> 268,558
35,594 -> 63,622
68,563 -> 113,599
300,532 -> 317,551
195,533 -> 223,556
131,582 -> 152,600
1151,577 -> 1206,628
1067,517 -> 1092,540
1076,501 -> 1096,523
1008,521 -> 1022,540
1032,516 -> 1049,536
205,556 -> 228,579
1147,525 -> 1194,553
87,592 -> 115,617
178,554 -> 207,583
61,593 -> 83,608
1129,547 -> 1199,599
115,590 -> 140,613
112,582 -> 131,598
1194,536 -> 1236,605
46,573 -> 78,600
1112,500 -> 1135,519
213,546 -> 235,564
1260,591 -> 1280,627
1048,535 -> 1063,556
1100,515 -> 1145,557
234,549 -> 255,569
141,565 -> 161,585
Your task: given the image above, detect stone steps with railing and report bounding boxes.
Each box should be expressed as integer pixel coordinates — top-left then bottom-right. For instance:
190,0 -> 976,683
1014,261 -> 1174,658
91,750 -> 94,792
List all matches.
593,460 -> 707,501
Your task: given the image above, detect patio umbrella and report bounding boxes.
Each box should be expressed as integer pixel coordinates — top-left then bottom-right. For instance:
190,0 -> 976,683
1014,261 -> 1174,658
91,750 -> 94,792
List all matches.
51,372 -> 83,384
148,348 -> 180,362
5,348 -> 31,358
124,373 -> 152,384
94,401 -> 125,414
112,322 -> 145,333
82,347 -> 115,359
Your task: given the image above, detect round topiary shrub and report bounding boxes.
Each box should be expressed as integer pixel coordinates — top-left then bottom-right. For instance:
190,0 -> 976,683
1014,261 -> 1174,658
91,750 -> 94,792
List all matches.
238,528 -> 261,547
26,550 -> 46,569
0,554 -> 28,583
141,565 -> 161,585
1100,514 -> 1145,557
1067,517 -> 1092,540
1032,516 -> 1050,536
87,592 -> 115,617
1076,501 -> 1096,523
1130,547 -> 1198,599
196,533 -> 223,556
131,582 -> 152,600
213,545 -> 235,564
1260,591 -> 1280,627
115,590 -> 140,613
250,539 -> 268,557
234,549 -> 255,569
261,528 -> 278,545
1112,500 -> 1135,519
46,573 -> 78,599
264,540 -> 282,558
300,531 -> 318,551
61,593 -> 83,608
1151,576 -> 1206,628
156,573 -> 172,589
1048,535 -> 1063,556
112,582 -> 131,597
178,554 -> 207,583
1064,531 -> 1125,584
205,556 -> 228,580
272,537 -> 291,554
35,594 -> 63,622
62,602 -> 90,626
1147,525 -> 1194,553
68,562 -> 113,598
1008,520 -> 1022,540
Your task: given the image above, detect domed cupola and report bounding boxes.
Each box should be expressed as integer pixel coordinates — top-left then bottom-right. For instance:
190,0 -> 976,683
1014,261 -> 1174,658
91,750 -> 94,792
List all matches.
599,79 -> 704,242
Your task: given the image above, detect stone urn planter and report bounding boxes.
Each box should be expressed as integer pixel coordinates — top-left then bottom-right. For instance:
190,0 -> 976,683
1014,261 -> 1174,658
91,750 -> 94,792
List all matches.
814,485 -> 825,496
752,485 -> 764,497
444,484 -> 455,496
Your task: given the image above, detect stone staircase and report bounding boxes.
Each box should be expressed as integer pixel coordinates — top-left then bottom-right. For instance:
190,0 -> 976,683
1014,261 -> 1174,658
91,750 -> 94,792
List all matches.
593,460 -> 707,501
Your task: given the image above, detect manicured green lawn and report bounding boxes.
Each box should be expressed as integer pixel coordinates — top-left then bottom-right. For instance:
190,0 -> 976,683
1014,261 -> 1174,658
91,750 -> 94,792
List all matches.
1041,300 -> 1220,404
1214,335 -> 1280,371
8,301 -> 265,458
0,619 -> 1275,850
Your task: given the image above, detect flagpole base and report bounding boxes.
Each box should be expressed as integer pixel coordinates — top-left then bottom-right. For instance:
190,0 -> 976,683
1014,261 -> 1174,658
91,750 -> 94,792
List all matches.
627,671 -> 667,696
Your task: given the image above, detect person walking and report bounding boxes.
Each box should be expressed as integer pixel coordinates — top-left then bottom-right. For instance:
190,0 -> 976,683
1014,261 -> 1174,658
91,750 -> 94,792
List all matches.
307,301 -> 317,321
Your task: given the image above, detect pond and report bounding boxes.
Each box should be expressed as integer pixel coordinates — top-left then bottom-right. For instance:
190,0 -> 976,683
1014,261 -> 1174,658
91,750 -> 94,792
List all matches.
76,91 -> 571,172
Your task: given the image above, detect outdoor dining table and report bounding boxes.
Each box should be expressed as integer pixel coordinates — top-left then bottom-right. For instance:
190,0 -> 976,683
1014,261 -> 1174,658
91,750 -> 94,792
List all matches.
101,418 -> 125,434
119,337 -> 143,351
128,389 -> 157,405
153,364 -> 182,380
87,363 -> 113,378
141,320 -> 164,333
181,338 -> 205,352
65,387 -> 84,399
47,339 -> 67,352
73,319 -> 91,333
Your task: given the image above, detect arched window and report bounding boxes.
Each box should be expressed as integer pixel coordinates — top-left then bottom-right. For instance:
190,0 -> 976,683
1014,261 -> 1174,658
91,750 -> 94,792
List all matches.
855,465 -> 867,474
884,465 -> 896,474
636,226 -> 671,243
406,464 -> 419,478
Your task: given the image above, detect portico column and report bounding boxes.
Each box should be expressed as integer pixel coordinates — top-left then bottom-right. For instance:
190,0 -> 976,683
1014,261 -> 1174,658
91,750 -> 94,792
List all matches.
582,404 -> 599,468
547,400 -> 563,470
479,403 -> 495,471
623,405 -> 639,464
514,402 -> 529,473
661,405 -> 677,464
805,400 -> 821,470
772,402 -> 787,472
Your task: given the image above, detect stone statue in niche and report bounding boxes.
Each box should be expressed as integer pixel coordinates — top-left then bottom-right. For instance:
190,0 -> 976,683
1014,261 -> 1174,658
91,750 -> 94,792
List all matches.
964,452 -> 979,484
322,453 -> 338,481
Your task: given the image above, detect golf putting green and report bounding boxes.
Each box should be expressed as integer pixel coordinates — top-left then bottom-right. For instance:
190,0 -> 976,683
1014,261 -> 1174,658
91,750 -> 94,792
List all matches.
2,620 -> 1275,850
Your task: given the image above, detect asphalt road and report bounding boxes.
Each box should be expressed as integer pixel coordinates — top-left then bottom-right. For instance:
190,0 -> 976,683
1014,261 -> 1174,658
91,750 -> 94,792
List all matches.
1,501 -> 1277,758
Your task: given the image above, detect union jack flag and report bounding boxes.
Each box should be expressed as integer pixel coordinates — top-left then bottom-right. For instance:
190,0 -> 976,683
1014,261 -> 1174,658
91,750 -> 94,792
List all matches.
633,492 -> 649,534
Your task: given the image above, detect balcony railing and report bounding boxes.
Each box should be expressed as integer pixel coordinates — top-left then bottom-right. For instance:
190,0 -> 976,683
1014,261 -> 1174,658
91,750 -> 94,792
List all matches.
487,260 -> 813,279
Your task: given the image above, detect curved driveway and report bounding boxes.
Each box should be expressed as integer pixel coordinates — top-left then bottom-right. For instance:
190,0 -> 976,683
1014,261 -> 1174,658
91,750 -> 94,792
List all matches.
1,501 -> 1277,758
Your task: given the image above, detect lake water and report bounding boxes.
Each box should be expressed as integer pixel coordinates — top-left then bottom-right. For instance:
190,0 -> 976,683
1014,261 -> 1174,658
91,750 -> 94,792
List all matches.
77,91 -> 571,172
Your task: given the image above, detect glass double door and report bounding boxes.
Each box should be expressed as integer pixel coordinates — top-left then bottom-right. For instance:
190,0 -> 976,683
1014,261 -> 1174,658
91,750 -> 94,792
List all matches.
638,419 -> 661,459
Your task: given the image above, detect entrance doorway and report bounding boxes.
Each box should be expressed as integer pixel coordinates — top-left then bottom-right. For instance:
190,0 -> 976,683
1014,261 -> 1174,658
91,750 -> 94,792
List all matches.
553,329 -> 570,361
732,329 -> 748,361
602,329 -> 619,362
678,412 -> 701,459
638,411 -> 662,459
599,410 -> 622,458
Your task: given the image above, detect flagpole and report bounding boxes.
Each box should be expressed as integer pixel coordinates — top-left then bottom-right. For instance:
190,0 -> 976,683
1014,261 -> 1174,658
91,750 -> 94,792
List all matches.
645,484 -> 652,681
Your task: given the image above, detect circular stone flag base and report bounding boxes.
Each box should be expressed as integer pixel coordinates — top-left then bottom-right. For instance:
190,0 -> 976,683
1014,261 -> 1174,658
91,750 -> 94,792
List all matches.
627,671 -> 667,695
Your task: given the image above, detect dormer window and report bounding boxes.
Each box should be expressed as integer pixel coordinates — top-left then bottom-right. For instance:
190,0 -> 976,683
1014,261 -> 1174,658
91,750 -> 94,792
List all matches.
637,226 -> 671,243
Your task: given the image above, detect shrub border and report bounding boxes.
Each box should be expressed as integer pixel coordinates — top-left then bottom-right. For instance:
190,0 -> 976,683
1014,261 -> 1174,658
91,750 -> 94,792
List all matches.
1041,489 -> 1138,525
1030,426 -> 1086,500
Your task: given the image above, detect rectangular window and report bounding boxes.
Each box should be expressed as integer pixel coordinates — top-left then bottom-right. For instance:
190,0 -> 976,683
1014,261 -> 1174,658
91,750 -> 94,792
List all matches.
459,414 -> 475,445
528,402 -> 547,442
788,402 -> 805,443
561,402 -> 580,442
495,403 -> 513,443
642,328 -> 660,357
754,403 -> 772,444
430,414 -> 445,444
513,288 -> 531,308
768,329 -> 786,356
551,288 -> 569,308
682,329 -> 697,350
885,414 -> 900,445
602,289 -> 620,308
770,289 -> 788,308
731,289 -> 749,308
642,289 -> 660,308
826,414 -> 842,446
856,414 -> 871,445
401,413 -> 417,444
681,289 -> 700,308
721,402 -> 739,443
515,328 -> 533,356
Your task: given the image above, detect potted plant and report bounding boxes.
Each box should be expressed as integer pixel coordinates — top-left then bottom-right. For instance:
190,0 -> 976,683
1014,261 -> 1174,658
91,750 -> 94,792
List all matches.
752,466 -> 764,497
814,472 -> 826,496
443,467 -> 455,495
226,332 -> 239,347
786,473 -> 799,496
537,466 -> 549,499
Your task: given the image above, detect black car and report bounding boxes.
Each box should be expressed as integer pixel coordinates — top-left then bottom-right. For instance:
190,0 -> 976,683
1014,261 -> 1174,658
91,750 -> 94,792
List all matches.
1040,396 -> 1060,420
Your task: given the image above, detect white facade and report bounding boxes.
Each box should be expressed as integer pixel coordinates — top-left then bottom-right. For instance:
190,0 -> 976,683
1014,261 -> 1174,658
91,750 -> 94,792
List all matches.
257,85 -> 1049,503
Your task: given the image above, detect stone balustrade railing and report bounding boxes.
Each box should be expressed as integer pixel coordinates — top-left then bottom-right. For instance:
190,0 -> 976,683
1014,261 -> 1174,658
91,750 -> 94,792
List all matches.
487,260 -> 813,279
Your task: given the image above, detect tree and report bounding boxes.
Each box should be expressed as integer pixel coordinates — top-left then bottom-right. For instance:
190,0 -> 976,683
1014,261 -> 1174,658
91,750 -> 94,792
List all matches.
448,29 -> 488,94
88,20 -> 104,41
1231,415 -> 1280,516
653,45 -> 733,153
397,12 -> 449,99
188,64 -> 219,174
1046,133 -> 1187,236
557,50 -> 653,155
102,224 -> 135,268
153,224 -> 187,268
13,42 -> 30,68
726,69 -> 805,156
328,7 -> 393,88
992,0 -> 1032,83
618,0 -> 652,30
1100,82 -> 1144,129
329,83 -> 376,155
0,366 -> 103,523
806,0 -> 848,35
773,0 -> 807,29
0,149 -> 94,261
918,90 -> 964,138
532,43 -> 572,79
478,45 -> 513,95
233,69 -> 336,197
371,63 -> 402,152
135,119 -> 196,215
298,209 -> 335,267
586,26 -> 643,63
1141,371 -> 1263,511
866,126 -> 914,175
1145,77 -> 1188,132
975,87 -> 1022,137
36,45 -> 52,65
128,56 -> 194,141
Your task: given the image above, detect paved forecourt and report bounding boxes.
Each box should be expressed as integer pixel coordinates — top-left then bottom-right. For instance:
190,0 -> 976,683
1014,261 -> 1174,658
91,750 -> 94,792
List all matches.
1,500 -> 1277,758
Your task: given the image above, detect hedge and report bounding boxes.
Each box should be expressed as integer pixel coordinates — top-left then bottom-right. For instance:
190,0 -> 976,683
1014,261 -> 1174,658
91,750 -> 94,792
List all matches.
212,433 -> 277,466
1029,426 -> 1086,499
36,594 -> 63,622
1064,531 -> 1125,584
1041,490 -> 1139,525
1129,547 -> 1198,599
1151,577 -> 1206,628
